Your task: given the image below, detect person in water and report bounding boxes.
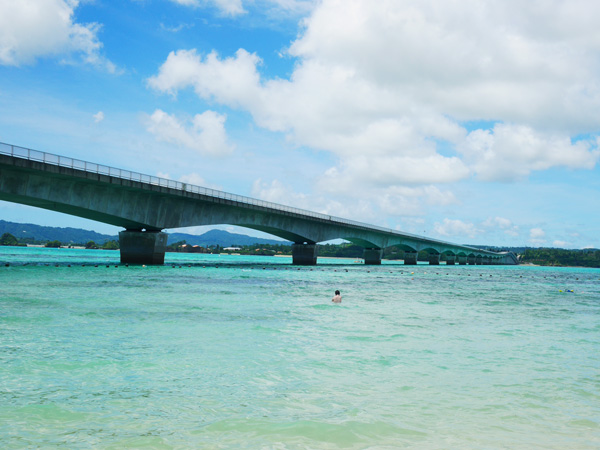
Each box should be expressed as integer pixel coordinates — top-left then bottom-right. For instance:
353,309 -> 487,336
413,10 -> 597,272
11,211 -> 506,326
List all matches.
332,290 -> 342,303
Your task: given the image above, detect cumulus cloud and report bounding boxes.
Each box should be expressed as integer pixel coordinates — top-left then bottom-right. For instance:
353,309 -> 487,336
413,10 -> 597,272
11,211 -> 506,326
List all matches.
169,0 -> 245,16
0,0 -> 114,71
147,47 -> 473,192
482,216 -> 519,236
148,0 -> 600,226
288,0 -> 600,131
148,49 -> 262,107
157,171 -> 222,190
170,0 -> 316,17
434,216 -> 524,241
264,0 -> 317,16
434,219 -> 480,239
320,154 -> 469,187
146,109 -> 234,156
251,178 -> 382,221
148,0 -> 600,188
252,177 -> 457,223
371,185 -> 457,218
251,179 -> 310,208
160,22 -> 195,33
529,227 -> 546,245
178,173 -> 222,190
459,124 -> 600,181
93,111 -> 104,123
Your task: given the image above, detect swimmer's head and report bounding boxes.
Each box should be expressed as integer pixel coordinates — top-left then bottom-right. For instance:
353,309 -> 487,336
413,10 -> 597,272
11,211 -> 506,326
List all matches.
335,290 -> 340,295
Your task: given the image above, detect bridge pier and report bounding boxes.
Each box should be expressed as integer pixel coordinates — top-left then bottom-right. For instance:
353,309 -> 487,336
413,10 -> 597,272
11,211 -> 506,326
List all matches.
363,248 -> 383,265
403,251 -> 418,265
428,254 -> 441,265
458,256 -> 467,265
445,255 -> 456,265
468,255 -> 476,265
119,230 -> 168,265
292,243 -> 318,265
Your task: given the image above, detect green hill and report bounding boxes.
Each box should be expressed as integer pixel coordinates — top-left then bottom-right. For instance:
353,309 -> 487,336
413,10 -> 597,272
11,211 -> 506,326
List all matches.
0,220 -> 115,244
0,220 -> 290,247
166,229 -> 289,247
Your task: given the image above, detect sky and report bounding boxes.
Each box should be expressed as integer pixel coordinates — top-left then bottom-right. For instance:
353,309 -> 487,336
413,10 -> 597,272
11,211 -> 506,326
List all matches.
0,0 -> 599,249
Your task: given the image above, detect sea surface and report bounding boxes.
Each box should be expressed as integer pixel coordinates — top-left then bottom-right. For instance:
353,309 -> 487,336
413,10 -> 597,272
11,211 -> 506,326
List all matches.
1,247 -> 599,449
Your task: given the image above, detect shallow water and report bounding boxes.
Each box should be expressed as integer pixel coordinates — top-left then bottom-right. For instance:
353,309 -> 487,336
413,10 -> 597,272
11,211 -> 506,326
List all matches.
1,247 -> 599,449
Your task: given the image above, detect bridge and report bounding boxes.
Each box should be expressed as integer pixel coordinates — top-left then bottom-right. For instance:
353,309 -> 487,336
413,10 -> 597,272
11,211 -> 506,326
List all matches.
0,142 -> 517,266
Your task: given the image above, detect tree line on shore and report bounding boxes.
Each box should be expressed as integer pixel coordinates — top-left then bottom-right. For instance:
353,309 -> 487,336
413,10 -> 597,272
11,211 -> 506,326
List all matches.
0,233 -> 119,250
519,248 -> 600,268
2,232 -> 598,267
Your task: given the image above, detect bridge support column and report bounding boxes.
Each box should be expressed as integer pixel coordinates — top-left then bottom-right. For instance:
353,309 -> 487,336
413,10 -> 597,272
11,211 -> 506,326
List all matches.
292,243 -> 318,265
445,255 -> 456,265
458,256 -> 467,265
403,251 -> 418,265
428,254 -> 440,265
119,230 -> 168,265
468,255 -> 476,265
363,248 -> 383,265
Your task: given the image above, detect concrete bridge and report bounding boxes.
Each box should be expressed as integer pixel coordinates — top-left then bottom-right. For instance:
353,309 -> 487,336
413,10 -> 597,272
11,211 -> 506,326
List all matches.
0,143 -> 518,266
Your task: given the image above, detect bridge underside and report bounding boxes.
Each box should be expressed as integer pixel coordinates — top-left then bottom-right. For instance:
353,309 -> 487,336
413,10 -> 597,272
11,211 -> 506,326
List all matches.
0,154 -> 518,266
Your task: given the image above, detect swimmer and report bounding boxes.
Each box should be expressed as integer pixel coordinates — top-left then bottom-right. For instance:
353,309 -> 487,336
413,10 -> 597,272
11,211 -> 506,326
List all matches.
332,290 -> 342,303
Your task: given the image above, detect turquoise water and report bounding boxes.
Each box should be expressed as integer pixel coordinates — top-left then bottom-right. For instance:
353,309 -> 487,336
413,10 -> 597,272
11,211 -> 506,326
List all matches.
1,247 -> 599,449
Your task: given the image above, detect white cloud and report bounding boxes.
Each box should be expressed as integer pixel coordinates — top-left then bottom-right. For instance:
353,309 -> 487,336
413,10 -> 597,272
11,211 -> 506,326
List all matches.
93,111 -> 104,123
434,219 -> 480,239
148,49 -> 262,107
263,0 -> 317,15
157,171 -> 222,190
288,0 -> 600,132
482,216 -> 519,236
530,228 -> 545,238
0,0 -> 115,71
146,109 -> 234,156
148,0 -> 600,191
553,240 -> 570,248
147,48 -> 473,191
251,178 -> 379,221
160,22 -> 194,33
169,0 -> 245,16
459,124 -> 600,181
529,227 -> 546,245
372,185 -> 457,218
170,0 -> 316,17
319,154 -> 469,187
251,177 -> 458,225
148,0 -> 600,230
251,178 -> 311,209
178,173 -> 222,190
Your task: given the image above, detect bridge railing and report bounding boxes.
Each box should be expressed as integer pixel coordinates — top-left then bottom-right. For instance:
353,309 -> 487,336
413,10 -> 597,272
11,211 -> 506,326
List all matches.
0,142 -> 493,252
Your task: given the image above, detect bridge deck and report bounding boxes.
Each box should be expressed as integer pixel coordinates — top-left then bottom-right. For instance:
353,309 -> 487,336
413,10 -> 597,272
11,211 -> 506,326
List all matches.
0,142 -> 517,264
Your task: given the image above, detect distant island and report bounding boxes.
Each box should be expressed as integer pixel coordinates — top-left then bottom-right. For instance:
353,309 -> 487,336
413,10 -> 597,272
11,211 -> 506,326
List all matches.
0,220 -> 598,267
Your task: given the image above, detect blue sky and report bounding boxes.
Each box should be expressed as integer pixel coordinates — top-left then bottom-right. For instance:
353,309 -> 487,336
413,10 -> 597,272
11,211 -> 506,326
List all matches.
1,0 -> 599,249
